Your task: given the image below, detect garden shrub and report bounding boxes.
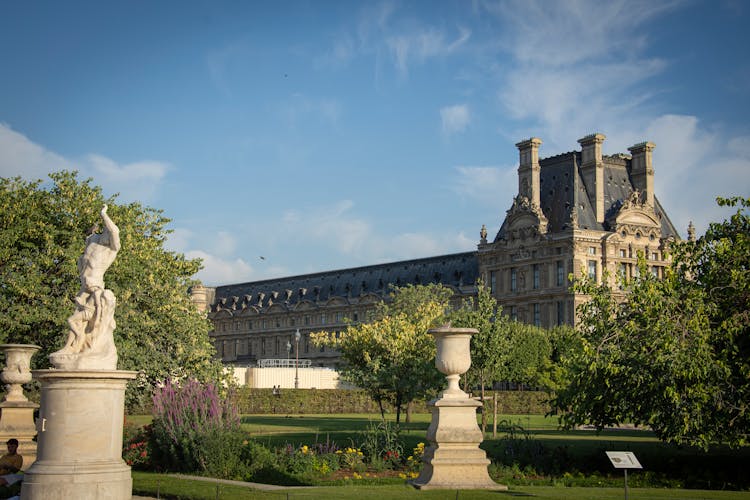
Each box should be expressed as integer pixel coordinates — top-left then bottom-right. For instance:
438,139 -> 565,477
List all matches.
122,422 -> 153,470
150,378 -> 239,474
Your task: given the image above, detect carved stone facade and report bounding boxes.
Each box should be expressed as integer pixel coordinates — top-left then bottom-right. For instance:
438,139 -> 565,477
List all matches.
196,133 -> 680,366
195,253 -> 479,366
477,134 -> 679,327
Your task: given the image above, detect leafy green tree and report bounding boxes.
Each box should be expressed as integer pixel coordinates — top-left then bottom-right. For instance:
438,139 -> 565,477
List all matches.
0,172 -> 223,409
449,282 -> 509,431
555,197 -> 749,448
312,284 -> 452,423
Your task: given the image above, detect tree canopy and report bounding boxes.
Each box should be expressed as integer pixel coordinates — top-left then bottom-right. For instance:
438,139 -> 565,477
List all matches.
0,172 -> 223,409
311,284 -> 452,423
555,197 -> 749,448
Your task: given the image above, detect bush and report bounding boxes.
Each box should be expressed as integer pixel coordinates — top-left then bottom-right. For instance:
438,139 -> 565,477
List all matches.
150,378 -> 239,473
122,422 -> 153,470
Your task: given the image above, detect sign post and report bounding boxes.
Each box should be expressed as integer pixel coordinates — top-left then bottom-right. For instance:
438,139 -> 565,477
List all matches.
605,451 -> 642,500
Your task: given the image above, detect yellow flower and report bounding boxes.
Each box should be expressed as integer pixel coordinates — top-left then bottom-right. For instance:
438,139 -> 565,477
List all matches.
407,456 -> 413,461
410,472 -> 419,478
398,473 -> 407,479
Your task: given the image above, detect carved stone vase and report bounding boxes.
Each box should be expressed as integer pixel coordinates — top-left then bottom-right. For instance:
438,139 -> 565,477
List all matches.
1,344 -> 40,402
432,326 -> 475,398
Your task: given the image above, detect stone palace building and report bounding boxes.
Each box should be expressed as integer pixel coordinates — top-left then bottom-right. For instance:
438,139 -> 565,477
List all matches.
192,133 -> 681,367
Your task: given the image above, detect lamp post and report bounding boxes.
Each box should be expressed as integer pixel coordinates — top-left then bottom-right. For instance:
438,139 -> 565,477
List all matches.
294,328 -> 301,389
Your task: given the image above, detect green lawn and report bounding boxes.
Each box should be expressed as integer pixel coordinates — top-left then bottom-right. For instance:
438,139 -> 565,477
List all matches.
132,472 -> 750,499
128,413 -> 750,493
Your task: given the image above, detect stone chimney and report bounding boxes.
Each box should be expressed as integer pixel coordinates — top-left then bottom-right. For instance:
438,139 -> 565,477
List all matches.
578,133 -> 606,223
516,137 -> 542,208
189,283 -> 215,314
628,141 -> 655,207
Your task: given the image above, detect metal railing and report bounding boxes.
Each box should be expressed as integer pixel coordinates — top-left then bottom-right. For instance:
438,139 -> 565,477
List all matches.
257,358 -> 312,368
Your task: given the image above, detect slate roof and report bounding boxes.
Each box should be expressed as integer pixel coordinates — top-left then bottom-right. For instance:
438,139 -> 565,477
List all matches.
212,252 -> 479,309
495,152 -> 680,241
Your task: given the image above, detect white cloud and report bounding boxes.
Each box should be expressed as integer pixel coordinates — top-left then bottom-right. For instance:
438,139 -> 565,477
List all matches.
0,123 -> 169,203
488,0 -> 678,67
643,114 -> 750,236
86,154 -> 170,202
280,94 -> 342,129
387,26 -> 471,75
0,123 -> 73,178
453,164 -> 516,211
186,250 -> 255,286
441,105 -> 471,135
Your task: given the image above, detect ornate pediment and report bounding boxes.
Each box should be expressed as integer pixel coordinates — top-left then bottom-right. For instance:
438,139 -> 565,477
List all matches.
607,190 -> 661,234
503,195 -> 548,240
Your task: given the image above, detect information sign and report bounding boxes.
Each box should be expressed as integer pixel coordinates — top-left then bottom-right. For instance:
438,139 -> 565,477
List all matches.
606,451 -> 642,469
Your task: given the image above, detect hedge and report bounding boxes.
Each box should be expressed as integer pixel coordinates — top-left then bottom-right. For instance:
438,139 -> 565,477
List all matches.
231,388 -> 552,415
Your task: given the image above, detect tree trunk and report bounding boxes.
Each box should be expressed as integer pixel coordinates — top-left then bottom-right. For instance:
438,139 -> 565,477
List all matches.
406,400 -> 414,423
493,391 -> 498,438
395,393 -> 402,424
480,376 -> 487,435
377,396 -> 386,421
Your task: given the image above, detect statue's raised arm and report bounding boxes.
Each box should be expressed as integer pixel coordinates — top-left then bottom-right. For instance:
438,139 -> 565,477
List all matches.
99,204 -> 121,252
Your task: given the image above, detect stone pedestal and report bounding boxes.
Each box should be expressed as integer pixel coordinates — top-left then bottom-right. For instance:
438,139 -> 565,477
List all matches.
0,401 -> 38,468
411,326 -> 506,490
20,370 -> 137,500
412,397 -> 506,490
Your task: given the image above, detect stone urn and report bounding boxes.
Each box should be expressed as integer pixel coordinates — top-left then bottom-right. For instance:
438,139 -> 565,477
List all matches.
429,326 -> 476,398
1,344 -> 41,402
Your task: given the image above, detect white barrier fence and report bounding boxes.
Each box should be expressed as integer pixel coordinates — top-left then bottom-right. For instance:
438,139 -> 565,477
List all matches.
229,365 -> 354,389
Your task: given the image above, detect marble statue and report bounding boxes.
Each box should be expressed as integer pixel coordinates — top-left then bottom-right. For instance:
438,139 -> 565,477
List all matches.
49,205 -> 120,370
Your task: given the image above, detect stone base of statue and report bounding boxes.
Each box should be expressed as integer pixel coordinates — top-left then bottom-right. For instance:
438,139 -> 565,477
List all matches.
411,396 -> 507,490
20,369 -> 137,500
0,401 -> 39,469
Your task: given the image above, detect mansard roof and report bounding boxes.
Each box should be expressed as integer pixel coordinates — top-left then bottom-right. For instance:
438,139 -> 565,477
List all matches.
495,152 -> 679,241
211,252 -> 478,312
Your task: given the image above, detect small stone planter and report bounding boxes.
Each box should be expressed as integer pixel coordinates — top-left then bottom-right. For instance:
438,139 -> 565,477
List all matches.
1,344 -> 41,402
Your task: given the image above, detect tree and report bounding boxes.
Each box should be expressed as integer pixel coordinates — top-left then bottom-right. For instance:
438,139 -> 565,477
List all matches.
0,172 -> 223,409
449,282 -> 509,431
555,197 -> 750,448
311,284 -> 452,423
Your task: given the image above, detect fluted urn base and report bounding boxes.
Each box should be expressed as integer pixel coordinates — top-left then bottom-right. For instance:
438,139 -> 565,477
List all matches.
411,396 -> 506,490
20,369 -> 137,500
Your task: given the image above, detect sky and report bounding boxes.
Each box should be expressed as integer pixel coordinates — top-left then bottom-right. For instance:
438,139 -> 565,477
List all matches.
1,0 -> 749,286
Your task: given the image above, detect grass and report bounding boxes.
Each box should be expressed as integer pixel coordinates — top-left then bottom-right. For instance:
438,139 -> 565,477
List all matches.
132,472 -> 750,499
128,413 -> 750,493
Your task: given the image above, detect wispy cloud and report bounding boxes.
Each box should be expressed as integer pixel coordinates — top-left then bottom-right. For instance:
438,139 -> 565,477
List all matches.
643,114 -> 750,236
280,93 -> 342,129
185,249 -> 256,286
441,104 -> 471,136
480,0 -> 749,238
0,123 -> 169,203
453,164 -> 516,211
387,26 -> 471,75
0,122 -> 73,178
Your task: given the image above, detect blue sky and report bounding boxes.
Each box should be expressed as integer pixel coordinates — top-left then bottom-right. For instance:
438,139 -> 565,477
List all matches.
1,0 -> 749,285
